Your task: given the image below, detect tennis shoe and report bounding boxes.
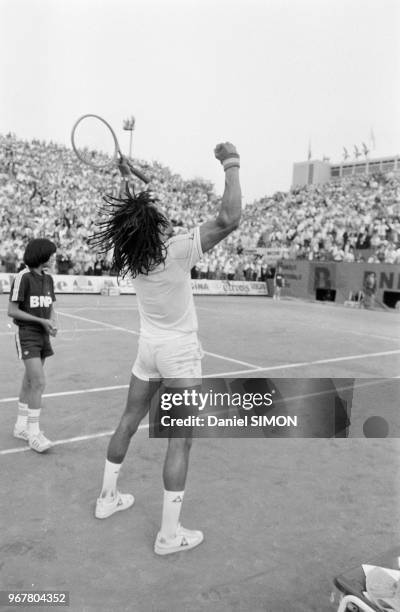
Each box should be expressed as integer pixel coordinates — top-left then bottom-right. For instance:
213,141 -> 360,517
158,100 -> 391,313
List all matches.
154,524 -> 204,556
95,492 -> 135,519
29,431 -> 53,453
13,426 -> 29,441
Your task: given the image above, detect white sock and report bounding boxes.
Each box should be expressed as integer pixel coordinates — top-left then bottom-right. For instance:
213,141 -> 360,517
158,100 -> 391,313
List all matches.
100,459 -> 122,500
160,490 -> 185,539
16,402 -> 28,429
27,409 -> 40,436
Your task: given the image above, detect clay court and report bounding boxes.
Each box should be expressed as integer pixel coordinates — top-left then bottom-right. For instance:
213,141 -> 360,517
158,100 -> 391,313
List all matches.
0,294 -> 399,611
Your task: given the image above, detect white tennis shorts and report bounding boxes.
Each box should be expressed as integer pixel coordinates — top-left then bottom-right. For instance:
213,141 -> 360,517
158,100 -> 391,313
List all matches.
132,332 -> 204,381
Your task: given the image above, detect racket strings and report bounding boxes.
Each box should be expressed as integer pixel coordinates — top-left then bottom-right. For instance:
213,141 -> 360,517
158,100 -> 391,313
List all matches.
72,116 -> 118,169
74,144 -> 115,168
78,147 -> 107,165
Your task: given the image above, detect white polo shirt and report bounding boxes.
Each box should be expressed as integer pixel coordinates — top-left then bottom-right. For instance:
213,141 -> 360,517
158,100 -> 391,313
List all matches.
132,226 -> 203,340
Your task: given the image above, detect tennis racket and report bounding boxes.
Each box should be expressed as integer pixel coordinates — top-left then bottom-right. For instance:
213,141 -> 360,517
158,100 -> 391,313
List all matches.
71,114 -> 150,184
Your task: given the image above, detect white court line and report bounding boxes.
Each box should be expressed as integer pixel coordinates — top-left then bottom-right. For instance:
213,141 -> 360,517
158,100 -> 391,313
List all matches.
58,311 -> 140,335
291,319 -> 400,343
0,327 -> 116,337
1,347 -> 398,406
0,424 -> 149,456
0,384 -> 128,404
56,327 -> 116,334
3,322 -> 394,345
58,310 -> 261,368
200,348 -> 400,377
203,350 -> 259,368
0,378 -> 396,456
37,307 -> 400,345
58,306 -> 139,311
321,328 -> 400,343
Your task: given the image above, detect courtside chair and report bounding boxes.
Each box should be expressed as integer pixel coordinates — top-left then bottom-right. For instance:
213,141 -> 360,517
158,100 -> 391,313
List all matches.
333,547 -> 400,612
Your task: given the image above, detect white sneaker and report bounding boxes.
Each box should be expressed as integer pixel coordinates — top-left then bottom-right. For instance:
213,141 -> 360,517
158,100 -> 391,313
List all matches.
154,524 -> 204,556
13,426 -> 29,441
29,431 -> 53,453
95,492 -> 135,519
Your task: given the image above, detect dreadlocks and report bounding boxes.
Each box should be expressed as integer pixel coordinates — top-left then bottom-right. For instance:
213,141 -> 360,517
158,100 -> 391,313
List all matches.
90,187 -> 170,278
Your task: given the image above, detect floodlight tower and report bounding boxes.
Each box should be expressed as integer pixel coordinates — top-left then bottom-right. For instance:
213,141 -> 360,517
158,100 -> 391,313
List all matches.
122,116 -> 136,159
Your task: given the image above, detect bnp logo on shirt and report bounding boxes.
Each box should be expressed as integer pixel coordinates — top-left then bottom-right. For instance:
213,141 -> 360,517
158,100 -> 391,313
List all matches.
30,296 -> 53,307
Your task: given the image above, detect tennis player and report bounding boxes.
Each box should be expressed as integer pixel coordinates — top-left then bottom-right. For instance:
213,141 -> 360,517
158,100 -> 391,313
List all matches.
8,238 -> 57,453
94,142 -> 242,555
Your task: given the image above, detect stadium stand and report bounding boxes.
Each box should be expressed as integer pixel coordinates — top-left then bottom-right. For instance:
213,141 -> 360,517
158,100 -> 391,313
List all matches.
1,133 -> 400,279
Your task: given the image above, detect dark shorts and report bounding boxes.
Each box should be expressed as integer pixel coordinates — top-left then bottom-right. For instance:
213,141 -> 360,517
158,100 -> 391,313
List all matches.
15,326 -> 54,361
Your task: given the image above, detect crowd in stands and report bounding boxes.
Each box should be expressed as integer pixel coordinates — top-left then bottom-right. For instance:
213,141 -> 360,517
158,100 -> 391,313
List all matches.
1,133 -> 400,280
254,174 -> 400,264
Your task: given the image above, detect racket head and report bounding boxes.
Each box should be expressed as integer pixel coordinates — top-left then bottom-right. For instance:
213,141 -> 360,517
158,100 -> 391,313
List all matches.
71,114 -> 120,169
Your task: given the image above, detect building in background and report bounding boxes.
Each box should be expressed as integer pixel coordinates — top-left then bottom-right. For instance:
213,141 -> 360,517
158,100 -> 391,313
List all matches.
292,155 -> 400,188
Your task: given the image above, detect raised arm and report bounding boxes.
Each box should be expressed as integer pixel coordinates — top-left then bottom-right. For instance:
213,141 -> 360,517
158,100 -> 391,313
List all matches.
200,142 -> 242,253
117,157 -> 131,198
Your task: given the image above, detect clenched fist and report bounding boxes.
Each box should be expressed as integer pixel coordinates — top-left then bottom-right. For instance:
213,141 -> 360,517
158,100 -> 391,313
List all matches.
214,142 -> 240,171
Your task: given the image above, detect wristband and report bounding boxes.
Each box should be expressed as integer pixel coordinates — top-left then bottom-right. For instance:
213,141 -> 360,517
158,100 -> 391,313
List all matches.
222,156 -> 240,171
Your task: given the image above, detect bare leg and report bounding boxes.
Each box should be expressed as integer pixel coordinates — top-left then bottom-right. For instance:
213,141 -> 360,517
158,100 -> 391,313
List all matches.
155,379 -> 203,552
161,378 -> 198,490
23,358 -> 46,412
19,371 -> 30,404
107,374 -> 155,464
163,437 -> 192,491
20,357 -> 53,451
159,435 -> 193,539
96,375 -> 157,512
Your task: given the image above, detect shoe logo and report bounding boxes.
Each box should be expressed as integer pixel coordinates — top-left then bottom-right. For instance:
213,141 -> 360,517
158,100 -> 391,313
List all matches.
117,498 -> 123,507
180,537 -> 189,547
172,495 -> 183,503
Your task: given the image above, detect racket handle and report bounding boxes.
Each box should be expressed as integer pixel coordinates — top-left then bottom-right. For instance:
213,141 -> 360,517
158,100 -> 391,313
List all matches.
127,161 -> 150,184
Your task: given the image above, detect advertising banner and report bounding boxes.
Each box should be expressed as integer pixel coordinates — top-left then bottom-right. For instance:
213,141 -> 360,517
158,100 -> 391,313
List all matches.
256,247 -> 289,262
277,261 -> 400,306
190,280 -> 268,296
0,273 -> 268,296
280,260 -> 310,299
2,265 -> 398,303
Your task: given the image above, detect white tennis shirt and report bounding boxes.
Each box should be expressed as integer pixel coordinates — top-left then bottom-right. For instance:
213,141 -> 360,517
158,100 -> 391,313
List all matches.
132,226 -> 203,339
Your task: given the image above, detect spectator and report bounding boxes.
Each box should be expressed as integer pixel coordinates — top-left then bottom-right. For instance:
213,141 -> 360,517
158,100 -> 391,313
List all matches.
1,133 -> 399,279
